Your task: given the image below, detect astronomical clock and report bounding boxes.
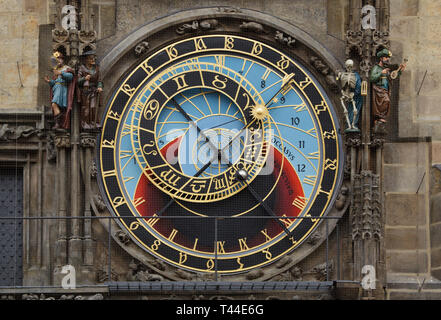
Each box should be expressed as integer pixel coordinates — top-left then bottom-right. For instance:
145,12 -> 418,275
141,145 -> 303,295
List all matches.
97,25 -> 345,280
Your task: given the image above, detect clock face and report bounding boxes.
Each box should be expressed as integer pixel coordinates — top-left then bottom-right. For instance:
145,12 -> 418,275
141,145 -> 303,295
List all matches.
98,34 -> 343,274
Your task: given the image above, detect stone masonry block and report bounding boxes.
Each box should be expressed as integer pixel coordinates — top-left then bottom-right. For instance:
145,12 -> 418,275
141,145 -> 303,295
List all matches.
384,142 -> 427,165
386,193 -> 426,226
383,165 -> 426,193
430,223 -> 441,248
418,0 -> 441,16
385,227 -> 427,250
430,247 -> 441,269
387,250 -> 428,273
390,0 -> 419,16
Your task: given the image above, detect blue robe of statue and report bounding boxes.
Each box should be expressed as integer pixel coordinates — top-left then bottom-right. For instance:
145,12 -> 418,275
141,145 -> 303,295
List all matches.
49,68 -> 73,108
347,71 -> 363,128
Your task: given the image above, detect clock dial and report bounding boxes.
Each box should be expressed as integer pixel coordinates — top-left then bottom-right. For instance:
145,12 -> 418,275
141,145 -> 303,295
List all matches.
98,35 -> 343,273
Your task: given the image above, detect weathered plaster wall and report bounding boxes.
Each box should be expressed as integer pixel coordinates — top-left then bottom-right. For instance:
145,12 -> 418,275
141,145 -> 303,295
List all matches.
0,0 -> 51,110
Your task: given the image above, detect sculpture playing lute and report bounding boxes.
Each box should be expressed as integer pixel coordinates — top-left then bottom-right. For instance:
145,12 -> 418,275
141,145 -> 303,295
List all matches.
390,58 -> 408,79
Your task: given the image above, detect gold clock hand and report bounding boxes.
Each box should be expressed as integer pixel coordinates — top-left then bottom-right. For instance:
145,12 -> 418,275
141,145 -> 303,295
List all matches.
264,73 -> 295,108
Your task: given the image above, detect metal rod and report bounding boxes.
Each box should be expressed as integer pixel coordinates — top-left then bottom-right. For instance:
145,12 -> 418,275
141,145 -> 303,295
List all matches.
0,216 -> 343,220
108,217 -> 111,282
337,223 -> 340,280
214,218 -> 218,281
326,220 -> 329,281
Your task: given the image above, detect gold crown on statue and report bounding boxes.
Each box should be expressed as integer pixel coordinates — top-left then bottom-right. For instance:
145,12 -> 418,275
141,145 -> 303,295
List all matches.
53,51 -> 63,59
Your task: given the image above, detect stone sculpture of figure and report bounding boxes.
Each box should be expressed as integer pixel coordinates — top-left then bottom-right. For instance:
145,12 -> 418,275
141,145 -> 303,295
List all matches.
369,48 -> 406,125
336,59 -> 363,132
44,51 -> 75,129
78,50 -> 103,129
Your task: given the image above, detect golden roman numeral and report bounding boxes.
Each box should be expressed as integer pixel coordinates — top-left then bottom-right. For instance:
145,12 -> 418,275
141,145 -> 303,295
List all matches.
172,75 -> 189,90
133,197 -> 146,207
306,128 -> 317,137
217,241 -> 226,254
168,229 -> 178,242
261,229 -> 271,242
123,176 -> 135,183
307,151 -> 320,160
238,238 -> 249,251
120,149 -> 133,159
102,169 -> 116,177
292,196 -> 308,210
303,175 -> 317,186
146,214 -> 160,227
279,214 -> 293,227
261,69 -> 271,81
193,238 -> 199,250
293,103 -> 307,112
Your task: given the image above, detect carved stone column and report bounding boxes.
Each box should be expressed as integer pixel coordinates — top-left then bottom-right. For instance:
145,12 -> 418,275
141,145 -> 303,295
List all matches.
346,0 -> 390,299
80,132 -> 97,283
53,132 -> 70,284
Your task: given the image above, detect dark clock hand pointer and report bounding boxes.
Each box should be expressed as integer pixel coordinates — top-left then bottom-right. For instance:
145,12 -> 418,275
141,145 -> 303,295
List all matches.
239,172 -> 293,238
170,98 -> 225,159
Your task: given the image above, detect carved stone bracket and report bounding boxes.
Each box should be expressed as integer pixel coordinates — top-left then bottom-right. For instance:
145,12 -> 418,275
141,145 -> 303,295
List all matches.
127,259 -> 164,281
46,132 -> 57,162
93,193 -> 106,212
310,56 -> 339,93
371,137 -> 385,149
54,133 -> 70,148
216,7 -> 242,13
90,159 -> 97,178
345,132 -> 362,148
239,21 -> 266,34
0,124 -> 39,142
175,19 -> 219,35
80,133 -> 96,148
114,230 -> 131,245
78,30 -> 97,55
274,30 -> 296,48
134,41 -> 149,57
